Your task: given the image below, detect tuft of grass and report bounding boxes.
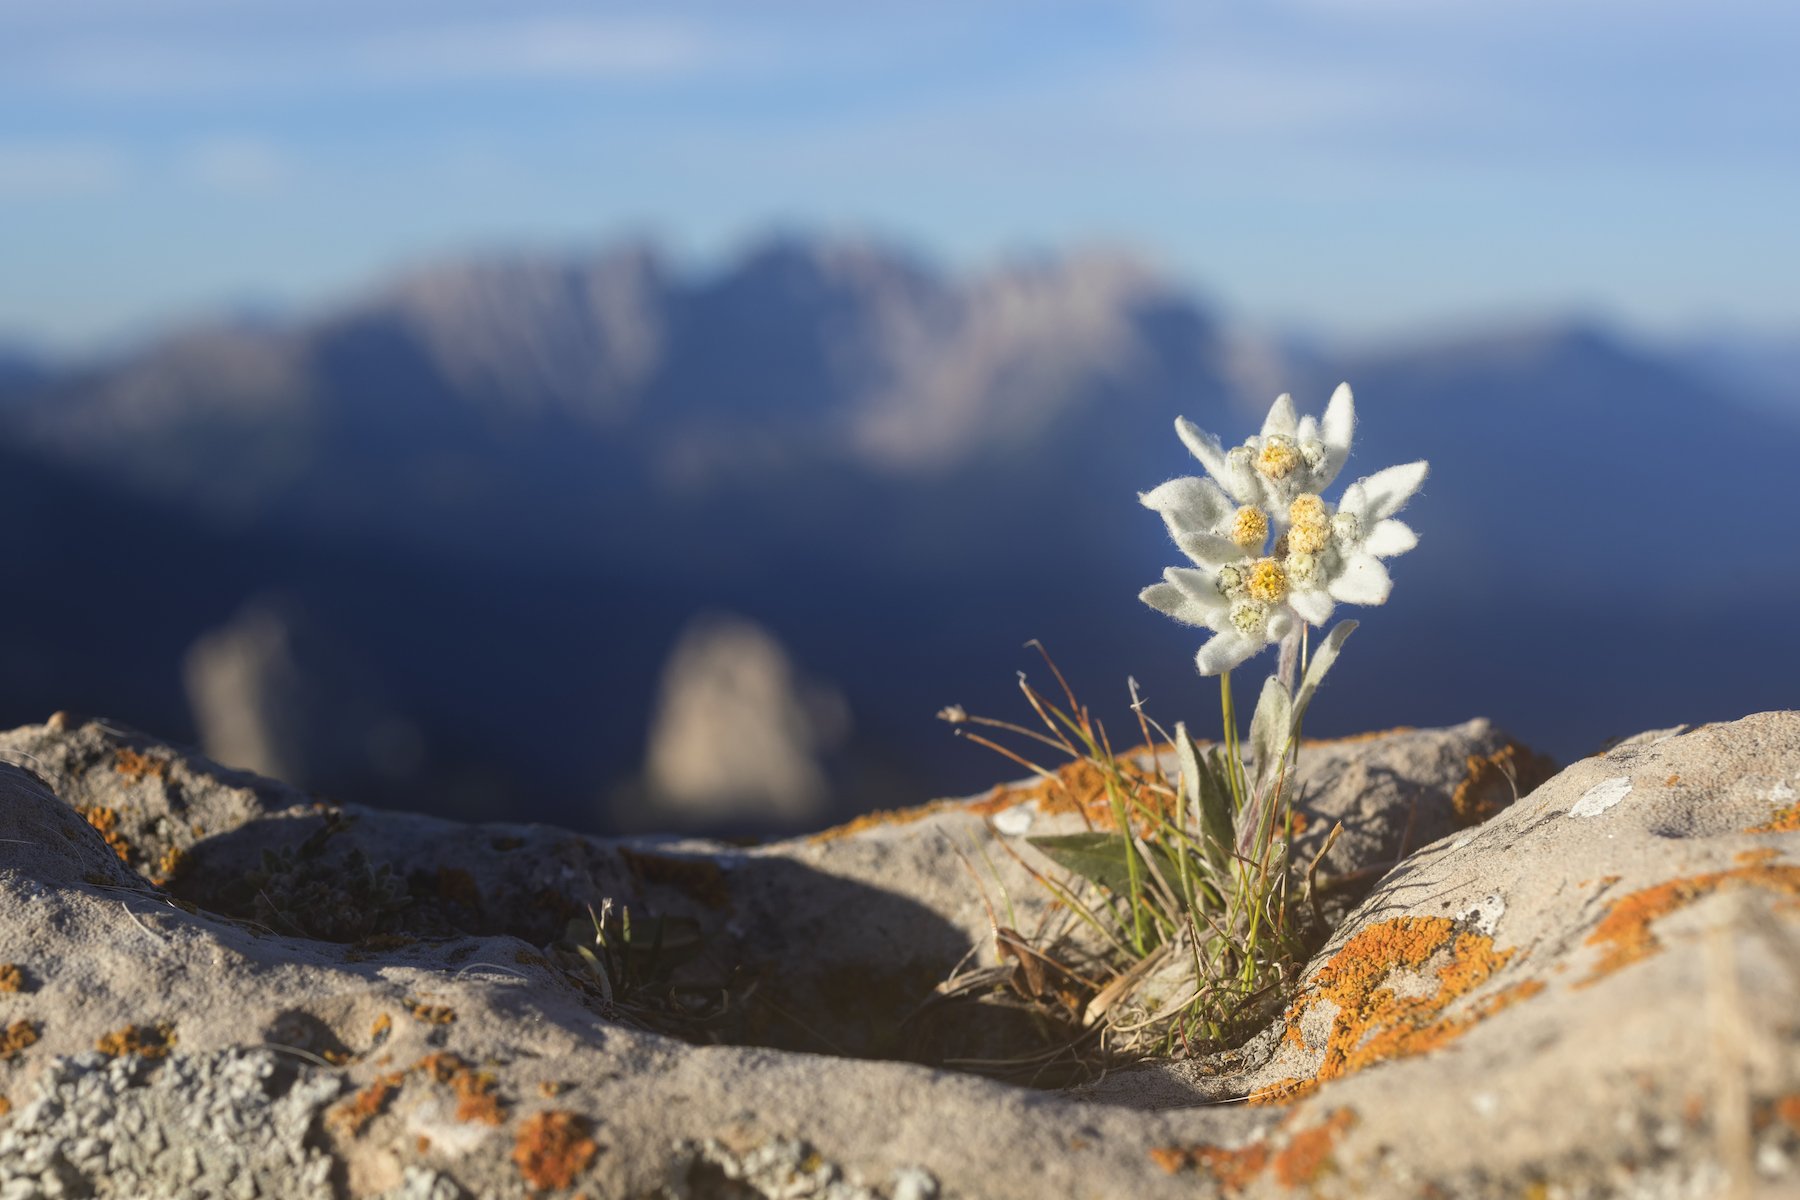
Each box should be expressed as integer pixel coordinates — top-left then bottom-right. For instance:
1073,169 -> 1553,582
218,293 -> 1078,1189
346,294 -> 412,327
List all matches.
934,638 -> 1353,1075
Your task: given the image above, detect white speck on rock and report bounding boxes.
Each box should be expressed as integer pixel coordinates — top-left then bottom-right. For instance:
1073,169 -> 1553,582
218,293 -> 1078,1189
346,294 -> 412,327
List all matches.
1458,893 -> 1506,937
991,805 -> 1034,836
1772,781 -> 1796,804
1570,776 -> 1632,818
1469,1092 -> 1499,1118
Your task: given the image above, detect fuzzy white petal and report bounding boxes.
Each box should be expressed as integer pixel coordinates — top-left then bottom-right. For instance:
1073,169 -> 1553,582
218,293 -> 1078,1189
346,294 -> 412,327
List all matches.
1319,382 -> 1355,485
1176,418 -> 1259,504
1175,531 -> 1248,568
1261,393 -> 1298,439
1140,582 -> 1217,628
1164,567 -> 1231,621
1287,588 -> 1336,626
1296,414 -> 1319,443
1196,631 -> 1262,676
1139,476 -> 1235,531
1355,461 -> 1429,521
1327,552 -> 1393,605
1363,519 -> 1418,558
1267,606 -> 1296,642
1337,479 -> 1372,525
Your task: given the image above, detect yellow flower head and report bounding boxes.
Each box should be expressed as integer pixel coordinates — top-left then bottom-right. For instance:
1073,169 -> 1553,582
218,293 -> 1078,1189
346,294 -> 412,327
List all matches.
1229,505 -> 1269,550
1246,557 -> 1288,603
1257,436 -> 1302,480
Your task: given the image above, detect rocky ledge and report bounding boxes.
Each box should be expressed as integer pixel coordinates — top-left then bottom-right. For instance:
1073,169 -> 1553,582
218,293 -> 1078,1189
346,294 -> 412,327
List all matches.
0,712 -> 1795,1198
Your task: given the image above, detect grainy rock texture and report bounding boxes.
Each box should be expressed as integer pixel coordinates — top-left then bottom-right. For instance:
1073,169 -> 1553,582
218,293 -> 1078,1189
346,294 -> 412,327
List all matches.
0,712 -> 1795,1198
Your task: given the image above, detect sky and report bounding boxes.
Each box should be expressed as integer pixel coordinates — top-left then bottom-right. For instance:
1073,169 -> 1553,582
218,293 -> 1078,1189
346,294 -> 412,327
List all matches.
2,0 -> 1796,351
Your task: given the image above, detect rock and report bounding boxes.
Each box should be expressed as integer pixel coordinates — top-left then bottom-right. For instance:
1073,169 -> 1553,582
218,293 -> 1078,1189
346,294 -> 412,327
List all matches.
624,612 -> 850,831
0,712 -> 1795,1197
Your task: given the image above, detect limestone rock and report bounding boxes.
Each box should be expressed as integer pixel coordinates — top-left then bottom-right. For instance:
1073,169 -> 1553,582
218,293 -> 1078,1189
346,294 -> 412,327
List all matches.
0,712 -> 1794,1198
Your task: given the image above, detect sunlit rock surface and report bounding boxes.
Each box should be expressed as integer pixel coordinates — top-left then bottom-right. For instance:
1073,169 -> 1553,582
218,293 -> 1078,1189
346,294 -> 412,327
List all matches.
0,712 -> 1795,1198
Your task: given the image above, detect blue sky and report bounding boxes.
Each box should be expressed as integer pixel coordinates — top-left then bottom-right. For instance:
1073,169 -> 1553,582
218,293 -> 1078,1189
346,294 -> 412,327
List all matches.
2,0 -> 1796,350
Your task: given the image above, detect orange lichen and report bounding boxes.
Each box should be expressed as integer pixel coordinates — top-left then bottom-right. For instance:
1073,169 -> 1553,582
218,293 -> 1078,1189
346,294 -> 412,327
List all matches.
0,1021 -> 38,1060
113,748 -> 170,782
1748,801 -> 1800,834
970,752 -> 1170,828
0,1096 -> 10,1117
808,800 -> 959,842
1775,1095 -> 1800,1135
417,1052 -> 507,1125
1248,1078 -> 1315,1107
152,846 -> 188,887
371,1012 -> 393,1041
77,805 -> 133,864
436,867 -> 482,911
1451,742 -> 1556,827
0,964 -> 24,993
1150,1108 -> 1357,1192
330,1071 -> 405,1137
539,1080 -> 569,1098
96,1022 -> 175,1059
1149,1141 -> 1269,1190
618,848 -> 731,909
1273,1108 -> 1358,1187
1580,857 -> 1800,986
513,1110 -> 599,1191
1271,916 -> 1541,1097
408,1002 -> 457,1025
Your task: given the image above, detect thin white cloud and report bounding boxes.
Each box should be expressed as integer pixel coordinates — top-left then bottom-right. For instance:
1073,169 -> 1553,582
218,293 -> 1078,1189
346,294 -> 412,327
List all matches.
180,136 -> 294,194
0,142 -> 125,197
353,17 -> 716,84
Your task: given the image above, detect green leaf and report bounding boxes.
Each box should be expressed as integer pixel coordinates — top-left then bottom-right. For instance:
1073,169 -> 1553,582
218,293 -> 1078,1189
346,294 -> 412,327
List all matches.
1293,619 -> 1357,727
1247,675 -> 1293,798
1175,722 -> 1235,871
1028,832 -> 1183,899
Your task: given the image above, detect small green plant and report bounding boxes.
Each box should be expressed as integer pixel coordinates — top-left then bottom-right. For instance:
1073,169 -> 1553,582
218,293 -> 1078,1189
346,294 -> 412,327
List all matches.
940,384 -> 1428,1068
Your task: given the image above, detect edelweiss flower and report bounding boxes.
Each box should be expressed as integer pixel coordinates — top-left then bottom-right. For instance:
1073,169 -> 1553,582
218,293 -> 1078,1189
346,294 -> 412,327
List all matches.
1139,384 -> 1428,675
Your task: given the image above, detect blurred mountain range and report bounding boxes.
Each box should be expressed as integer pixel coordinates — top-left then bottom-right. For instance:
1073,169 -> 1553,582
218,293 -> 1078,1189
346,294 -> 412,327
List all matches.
0,237 -> 1794,833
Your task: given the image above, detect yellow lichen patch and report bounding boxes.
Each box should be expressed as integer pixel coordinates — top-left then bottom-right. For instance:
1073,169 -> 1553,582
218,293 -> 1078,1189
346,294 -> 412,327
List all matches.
408,1001 -> 456,1026
1451,742 -> 1557,827
0,1020 -> 38,1060
1273,1108 -> 1358,1187
1246,558 -> 1288,603
1230,505 -> 1269,550
808,800 -> 958,842
97,1022 -> 175,1059
329,1071 -> 405,1137
0,964 -> 24,993
0,1096 -> 10,1117
1748,800 -> 1800,834
618,848 -> 732,909
76,806 -> 133,865
513,1110 -> 599,1191
113,748 -> 170,782
1578,857 -> 1800,987
417,1052 -> 508,1126
371,1012 -> 393,1042
1273,916 -> 1540,1096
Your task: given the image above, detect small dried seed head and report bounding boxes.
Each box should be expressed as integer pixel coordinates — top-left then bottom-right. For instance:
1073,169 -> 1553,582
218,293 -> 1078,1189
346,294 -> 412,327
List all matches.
1229,506 -> 1269,550
1257,436 -> 1302,480
1215,564 -> 1247,598
1246,557 -> 1288,603
1227,445 -> 1254,472
1229,599 -> 1270,637
1300,439 -> 1327,472
1272,531 -> 1290,559
1332,511 -> 1363,545
1285,550 -> 1321,587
